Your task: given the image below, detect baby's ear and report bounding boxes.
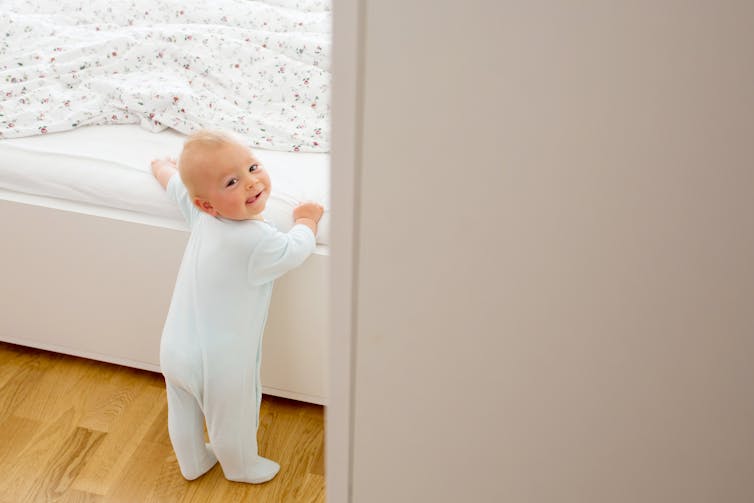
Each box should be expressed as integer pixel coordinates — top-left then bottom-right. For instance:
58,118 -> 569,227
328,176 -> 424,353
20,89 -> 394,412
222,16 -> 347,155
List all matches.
194,197 -> 217,216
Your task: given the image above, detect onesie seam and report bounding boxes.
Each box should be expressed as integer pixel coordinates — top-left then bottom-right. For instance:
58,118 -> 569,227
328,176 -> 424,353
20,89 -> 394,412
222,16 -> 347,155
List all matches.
241,355 -> 249,472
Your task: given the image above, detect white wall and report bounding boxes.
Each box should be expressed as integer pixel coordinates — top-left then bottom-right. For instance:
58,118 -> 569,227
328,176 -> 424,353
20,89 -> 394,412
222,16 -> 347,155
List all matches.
332,1 -> 754,502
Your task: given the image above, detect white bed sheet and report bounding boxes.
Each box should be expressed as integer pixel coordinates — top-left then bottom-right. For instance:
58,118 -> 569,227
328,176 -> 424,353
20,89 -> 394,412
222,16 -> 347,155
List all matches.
0,125 -> 330,246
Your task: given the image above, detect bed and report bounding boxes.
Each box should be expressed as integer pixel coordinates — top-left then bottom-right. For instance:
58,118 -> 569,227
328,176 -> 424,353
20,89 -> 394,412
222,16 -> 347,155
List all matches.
0,0 -> 331,405
0,125 -> 330,405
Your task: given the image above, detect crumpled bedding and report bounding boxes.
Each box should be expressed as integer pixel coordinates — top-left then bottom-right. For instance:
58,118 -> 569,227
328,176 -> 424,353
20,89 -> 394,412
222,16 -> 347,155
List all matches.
0,0 -> 331,152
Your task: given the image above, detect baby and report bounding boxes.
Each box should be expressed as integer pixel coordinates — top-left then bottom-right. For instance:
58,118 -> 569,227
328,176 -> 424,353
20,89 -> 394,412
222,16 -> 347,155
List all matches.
151,129 -> 323,483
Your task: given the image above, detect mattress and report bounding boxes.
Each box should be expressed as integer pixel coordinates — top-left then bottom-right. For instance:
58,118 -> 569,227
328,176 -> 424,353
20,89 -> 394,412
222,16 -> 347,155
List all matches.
0,125 -> 330,247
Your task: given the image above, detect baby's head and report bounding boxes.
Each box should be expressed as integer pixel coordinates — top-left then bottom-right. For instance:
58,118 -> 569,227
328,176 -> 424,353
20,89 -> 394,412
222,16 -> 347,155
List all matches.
178,129 -> 271,221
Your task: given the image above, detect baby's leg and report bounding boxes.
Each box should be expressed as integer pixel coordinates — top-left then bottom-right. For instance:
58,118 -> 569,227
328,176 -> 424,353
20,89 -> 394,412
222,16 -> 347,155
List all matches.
165,380 -> 218,480
203,359 -> 279,484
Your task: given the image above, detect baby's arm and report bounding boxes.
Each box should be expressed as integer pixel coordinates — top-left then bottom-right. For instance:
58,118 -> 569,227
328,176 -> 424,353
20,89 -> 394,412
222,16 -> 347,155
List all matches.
247,204 -> 324,285
152,157 -> 200,226
151,157 -> 177,190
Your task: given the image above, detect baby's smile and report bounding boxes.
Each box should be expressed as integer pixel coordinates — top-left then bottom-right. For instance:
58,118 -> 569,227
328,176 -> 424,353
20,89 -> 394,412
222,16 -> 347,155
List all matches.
246,189 -> 265,205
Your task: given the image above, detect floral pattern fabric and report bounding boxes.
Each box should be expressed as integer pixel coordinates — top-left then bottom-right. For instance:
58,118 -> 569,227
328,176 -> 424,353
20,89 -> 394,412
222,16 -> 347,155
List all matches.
0,0 -> 331,152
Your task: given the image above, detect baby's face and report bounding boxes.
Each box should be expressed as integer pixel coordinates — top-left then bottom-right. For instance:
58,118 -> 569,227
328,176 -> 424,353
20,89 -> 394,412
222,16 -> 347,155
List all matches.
188,141 -> 271,221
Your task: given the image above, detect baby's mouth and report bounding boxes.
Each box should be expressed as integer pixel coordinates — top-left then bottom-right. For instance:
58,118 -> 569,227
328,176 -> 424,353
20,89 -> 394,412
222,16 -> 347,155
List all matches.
246,190 -> 264,205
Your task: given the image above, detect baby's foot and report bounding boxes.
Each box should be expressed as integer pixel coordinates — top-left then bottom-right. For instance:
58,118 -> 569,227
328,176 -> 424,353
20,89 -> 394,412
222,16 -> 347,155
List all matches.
180,443 -> 218,481
226,456 -> 280,484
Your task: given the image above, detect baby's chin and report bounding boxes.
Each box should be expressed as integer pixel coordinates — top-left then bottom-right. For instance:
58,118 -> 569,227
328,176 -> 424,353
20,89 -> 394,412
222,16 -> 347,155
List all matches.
243,204 -> 267,221
240,210 -> 266,221
220,207 -> 265,221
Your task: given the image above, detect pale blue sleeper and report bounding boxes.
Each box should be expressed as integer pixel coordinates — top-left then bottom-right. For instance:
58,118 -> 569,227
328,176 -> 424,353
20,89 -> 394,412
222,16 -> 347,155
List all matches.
159,175 -> 316,482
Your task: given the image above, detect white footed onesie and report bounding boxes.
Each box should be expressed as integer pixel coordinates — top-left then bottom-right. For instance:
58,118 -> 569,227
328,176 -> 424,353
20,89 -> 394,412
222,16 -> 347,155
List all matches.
159,175 -> 316,482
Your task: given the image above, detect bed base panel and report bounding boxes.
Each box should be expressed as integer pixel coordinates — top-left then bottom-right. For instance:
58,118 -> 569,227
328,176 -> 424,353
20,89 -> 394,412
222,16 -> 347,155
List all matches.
0,197 -> 328,405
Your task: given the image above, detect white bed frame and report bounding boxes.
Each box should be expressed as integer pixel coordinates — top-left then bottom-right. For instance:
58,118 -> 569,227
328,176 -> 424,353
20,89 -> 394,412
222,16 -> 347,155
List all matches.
0,190 -> 329,405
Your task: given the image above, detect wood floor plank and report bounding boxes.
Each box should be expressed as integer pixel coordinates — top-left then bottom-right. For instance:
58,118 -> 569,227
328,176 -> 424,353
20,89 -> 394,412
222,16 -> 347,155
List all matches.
0,342 -> 30,388
13,355 -> 98,422
311,438 -> 325,476
70,385 -> 166,495
143,449 -> 192,503
141,399 -> 173,447
295,473 -> 326,503
104,440 -> 171,503
0,349 -> 57,424
0,407 -> 77,502
0,415 -> 43,468
57,489 -> 105,503
179,463 -> 226,503
22,426 -> 106,503
75,366 -> 146,434
75,383 -> 132,434
211,478 -> 258,503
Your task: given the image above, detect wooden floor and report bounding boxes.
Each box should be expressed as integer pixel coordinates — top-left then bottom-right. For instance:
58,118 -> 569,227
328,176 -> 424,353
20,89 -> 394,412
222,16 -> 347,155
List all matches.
0,341 -> 325,503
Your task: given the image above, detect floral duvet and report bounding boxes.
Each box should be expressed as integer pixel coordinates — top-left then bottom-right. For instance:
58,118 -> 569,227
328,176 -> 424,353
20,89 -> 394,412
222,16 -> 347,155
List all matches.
0,0 -> 331,152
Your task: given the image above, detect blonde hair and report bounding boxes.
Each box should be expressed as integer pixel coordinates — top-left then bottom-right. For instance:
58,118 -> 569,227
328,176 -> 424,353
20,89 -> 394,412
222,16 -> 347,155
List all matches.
178,129 -> 247,197
182,129 -> 244,150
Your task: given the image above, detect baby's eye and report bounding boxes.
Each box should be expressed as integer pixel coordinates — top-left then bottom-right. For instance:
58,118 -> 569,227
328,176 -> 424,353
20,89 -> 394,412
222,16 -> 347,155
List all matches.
226,177 -> 238,188
249,163 -> 259,172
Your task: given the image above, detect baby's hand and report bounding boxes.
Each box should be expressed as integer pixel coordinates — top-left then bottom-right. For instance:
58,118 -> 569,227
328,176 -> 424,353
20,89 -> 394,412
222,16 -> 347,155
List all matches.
293,202 -> 325,223
293,202 -> 324,235
151,157 -> 177,190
